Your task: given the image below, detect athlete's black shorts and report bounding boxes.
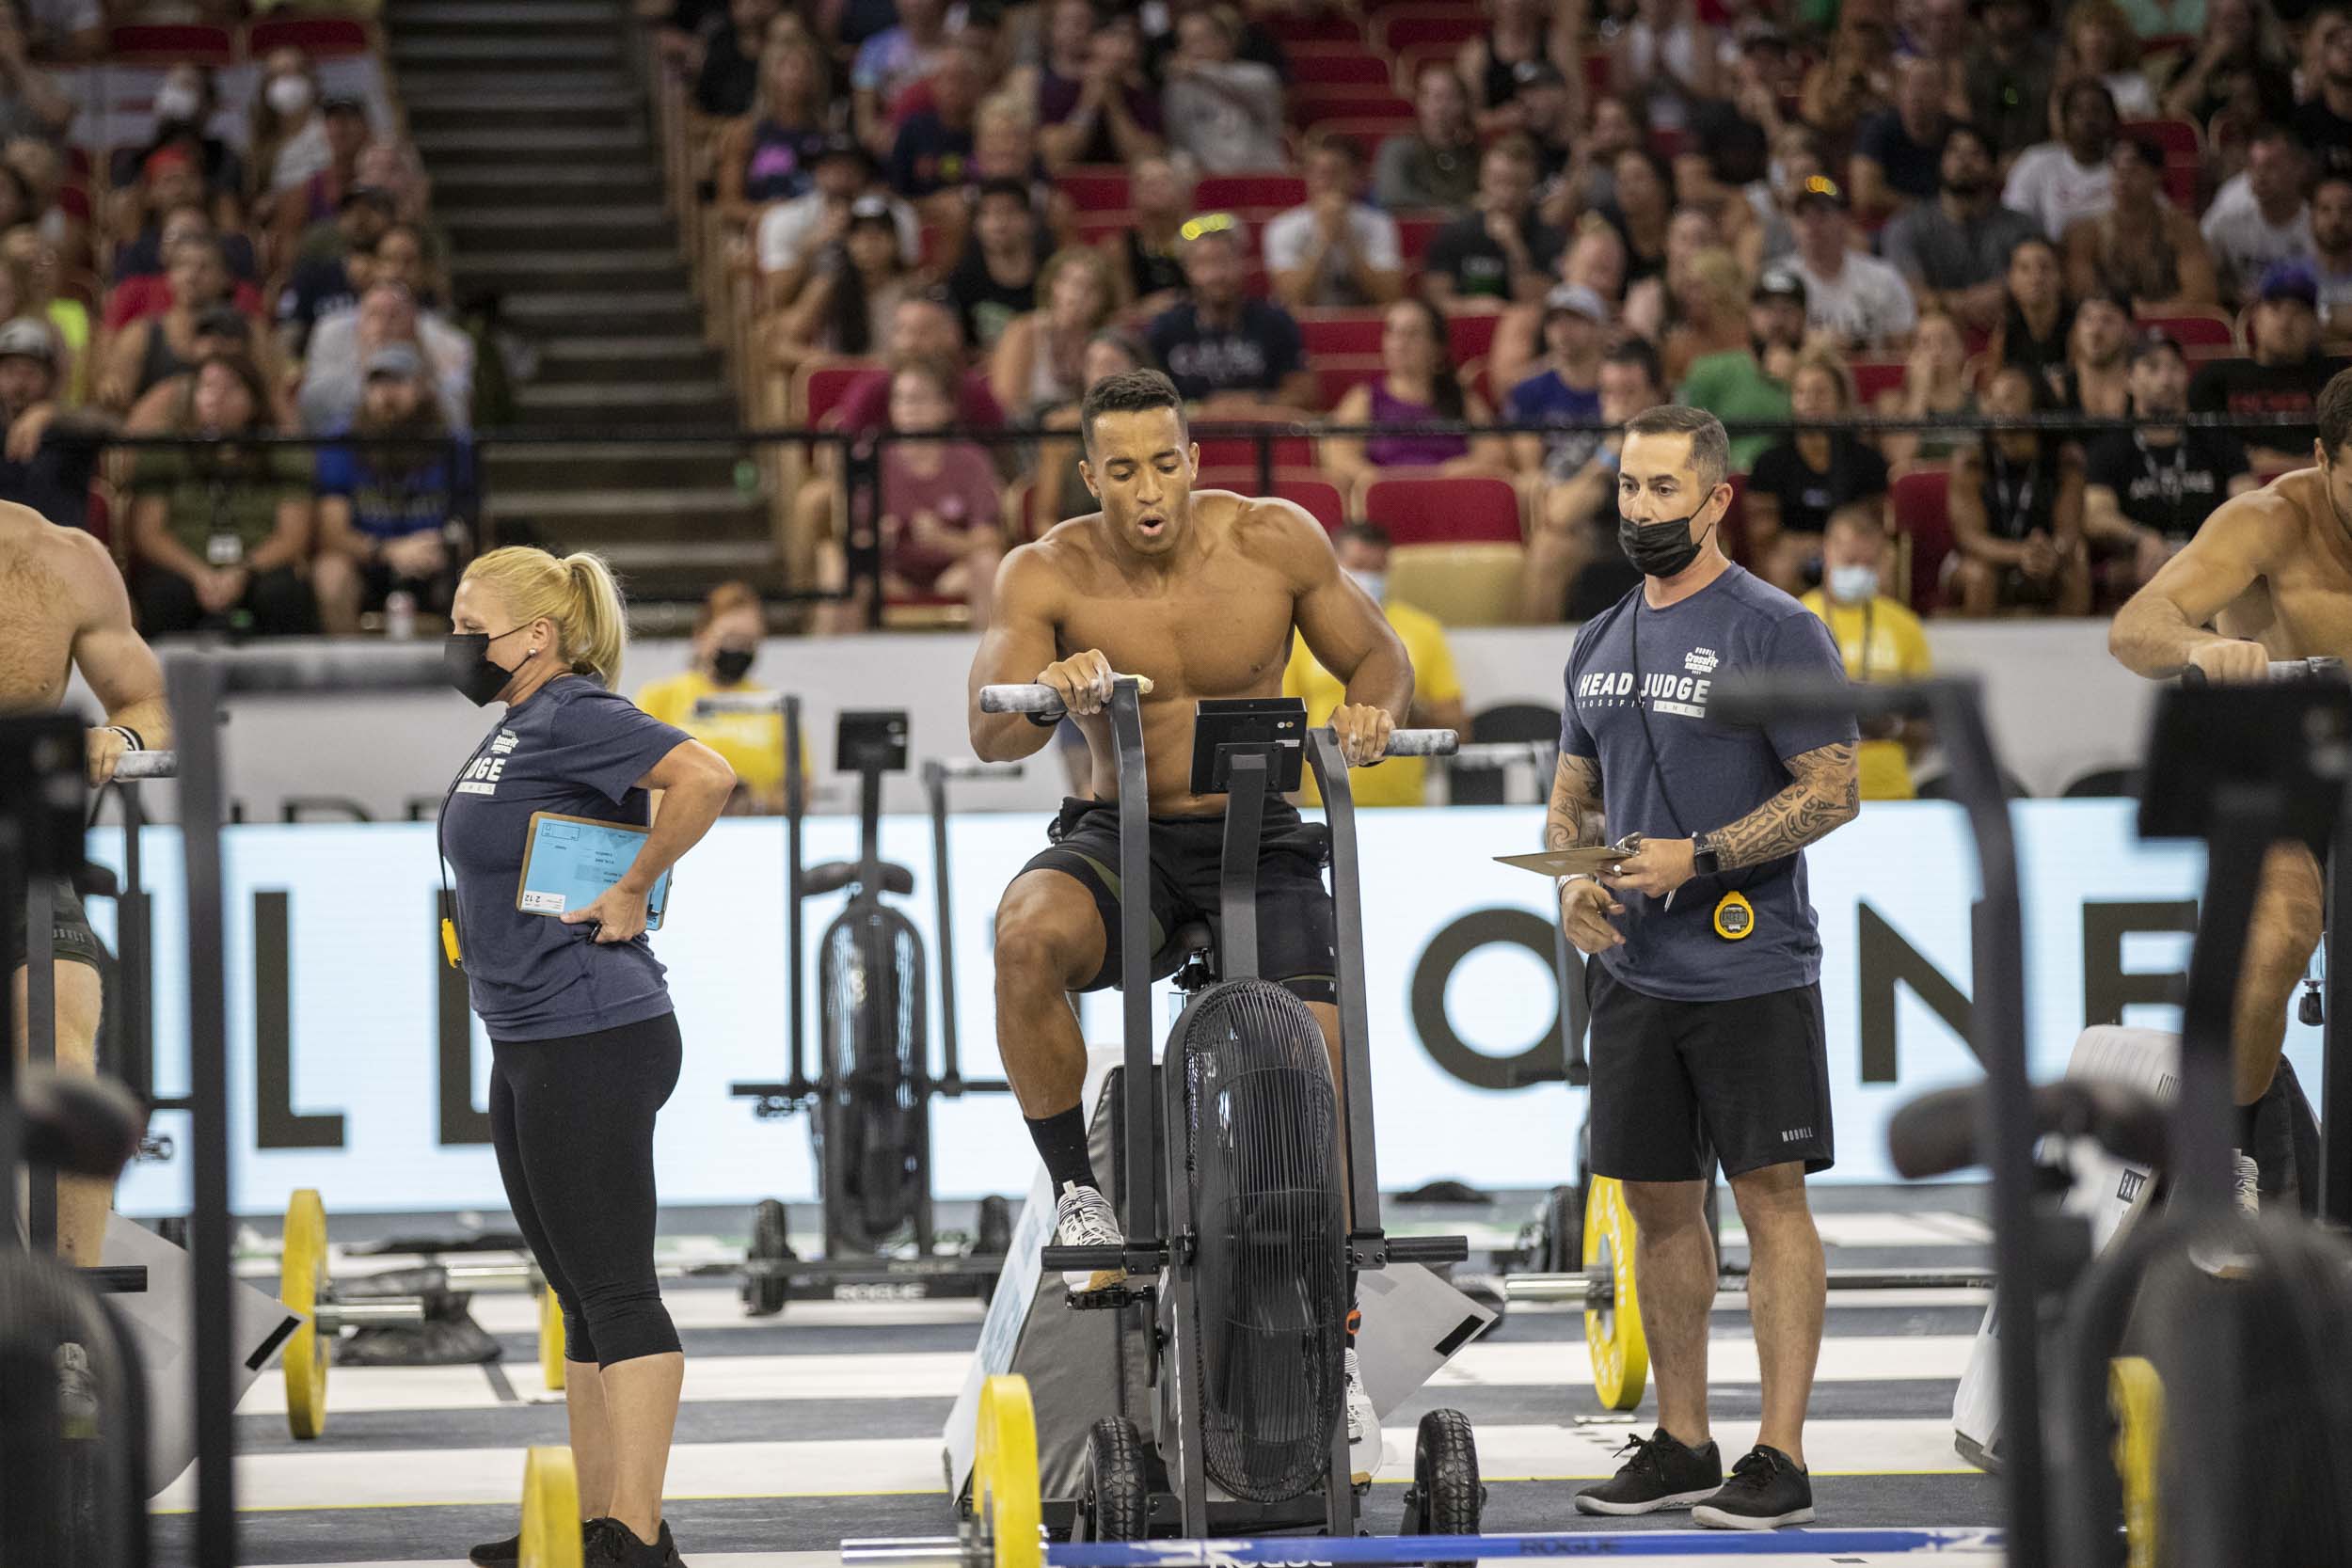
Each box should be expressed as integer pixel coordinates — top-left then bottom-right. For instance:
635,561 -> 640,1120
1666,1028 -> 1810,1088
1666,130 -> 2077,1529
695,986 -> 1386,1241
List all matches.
1585,960 -> 1835,1181
1022,796 -> 1338,1003
5,876 -> 106,975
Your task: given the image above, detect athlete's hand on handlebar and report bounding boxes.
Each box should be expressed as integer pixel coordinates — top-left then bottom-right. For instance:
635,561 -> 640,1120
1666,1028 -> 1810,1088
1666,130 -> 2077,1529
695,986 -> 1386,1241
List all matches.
1328,703 -> 1395,768
2185,640 -> 2273,684
1559,878 -> 1625,954
1039,649 -> 1118,716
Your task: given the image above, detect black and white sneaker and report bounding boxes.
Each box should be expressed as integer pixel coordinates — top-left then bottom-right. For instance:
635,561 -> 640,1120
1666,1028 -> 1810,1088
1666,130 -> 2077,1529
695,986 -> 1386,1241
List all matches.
1692,1444 -> 1816,1529
1053,1182 -> 1126,1292
1573,1427 -> 1723,1515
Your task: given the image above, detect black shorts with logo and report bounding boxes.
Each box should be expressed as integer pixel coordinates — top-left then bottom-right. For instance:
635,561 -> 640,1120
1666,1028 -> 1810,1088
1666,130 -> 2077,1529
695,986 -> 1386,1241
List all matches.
1585,960 -> 1834,1181
4,876 -> 107,975
1022,796 -> 1338,1003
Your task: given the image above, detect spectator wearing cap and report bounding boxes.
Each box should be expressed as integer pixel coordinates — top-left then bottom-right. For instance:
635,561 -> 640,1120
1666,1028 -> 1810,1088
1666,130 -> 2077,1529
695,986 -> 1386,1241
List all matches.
1161,5 -> 1284,173
312,343 -> 472,634
2063,136 -> 2217,314
1965,0 -> 2060,164
2298,8 -> 2352,182
1,227 -> 79,403
696,0 -> 780,118
1025,1 -> 1162,170
113,152 -> 262,284
1145,215 -> 1311,407
1264,135 -> 1404,311
127,352 -> 319,638
774,195 -> 916,366
886,38 -> 985,199
1988,235 -> 2074,388
1947,360 -> 2091,616
1784,176 -> 1916,351
2191,262 -> 2352,469
1099,152 -> 1192,313
108,64 -> 246,229
2200,123 -> 2314,308
1678,267 -> 1805,470
1321,298 -> 1510,490
713,28 -> 834,230
280,94 -> 374,244
1519,337 -> 1669,623
1463,0 -> 1571,135
1376,60 -> 1482,213
1880,123 -> 2042,335
1513,61 -> 1581,184
1505,282 -> 1608,480
2003,79 -> 2120,242
1424,137 -> 1565,311
305,227 -> 467,381
251,48 -> 332,198
0,316 -> 109,527
1604,0 -> 1724,139
2314,173 -> 2352,350
1745,347 -> 1892,595
0,1 -> 71,146
756,135 -> 919,312
1481,216 -> 1625,395
299,281 -> 474,434
1851,58 -> 1954,222
1878,309 -> 1981,469
851,0 -> 950,153
98,235 -> 267,415
2084,329 -> 2256,595
944,177 -> 1042,352
275,188 -> 396,356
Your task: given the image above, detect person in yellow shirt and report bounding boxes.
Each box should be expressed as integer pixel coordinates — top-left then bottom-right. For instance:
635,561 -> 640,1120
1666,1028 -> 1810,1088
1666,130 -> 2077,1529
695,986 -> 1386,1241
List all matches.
635,580 -> 805,814
1283,523 -> 1470,807
1799,509 -> 1933,801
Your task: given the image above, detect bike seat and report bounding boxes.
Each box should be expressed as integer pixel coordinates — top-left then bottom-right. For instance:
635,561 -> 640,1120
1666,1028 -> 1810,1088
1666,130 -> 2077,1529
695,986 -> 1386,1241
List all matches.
803,860 -> 914,896
1152,920 -> 1217,979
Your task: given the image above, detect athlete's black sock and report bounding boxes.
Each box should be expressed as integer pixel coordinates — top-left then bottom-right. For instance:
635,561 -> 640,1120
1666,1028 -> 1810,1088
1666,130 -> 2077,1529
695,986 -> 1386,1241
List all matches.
1025,1105 -> 1099,1196
2235,1097 -> 2263,1153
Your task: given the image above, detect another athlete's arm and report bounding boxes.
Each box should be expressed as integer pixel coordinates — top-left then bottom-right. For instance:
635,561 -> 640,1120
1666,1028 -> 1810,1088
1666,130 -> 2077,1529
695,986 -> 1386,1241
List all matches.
1694,740 -> 1862,871
1549,753 -> 1624,952
2108,489 -> 2292,680
967,544 -> 1073,761
61,523 -> 169,784
1282,499 -> 1412,763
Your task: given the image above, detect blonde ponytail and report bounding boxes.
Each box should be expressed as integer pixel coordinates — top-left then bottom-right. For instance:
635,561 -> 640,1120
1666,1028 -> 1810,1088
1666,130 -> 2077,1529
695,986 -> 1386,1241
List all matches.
562,551 -> 628,689
460,546 -> 631,689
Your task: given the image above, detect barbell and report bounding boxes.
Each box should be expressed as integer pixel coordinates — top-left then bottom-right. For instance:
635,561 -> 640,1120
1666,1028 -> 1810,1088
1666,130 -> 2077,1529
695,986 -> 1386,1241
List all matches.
1508,1177 -> 1997,1411
277,1188 -> 430,1439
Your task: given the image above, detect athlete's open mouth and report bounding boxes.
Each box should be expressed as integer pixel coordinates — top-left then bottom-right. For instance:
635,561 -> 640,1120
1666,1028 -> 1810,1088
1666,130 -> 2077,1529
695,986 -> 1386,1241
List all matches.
1136,513 -> 1167,537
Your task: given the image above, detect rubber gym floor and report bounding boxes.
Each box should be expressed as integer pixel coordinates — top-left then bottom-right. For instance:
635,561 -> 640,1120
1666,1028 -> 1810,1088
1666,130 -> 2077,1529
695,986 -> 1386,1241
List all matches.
146,1184 -> 2005,1568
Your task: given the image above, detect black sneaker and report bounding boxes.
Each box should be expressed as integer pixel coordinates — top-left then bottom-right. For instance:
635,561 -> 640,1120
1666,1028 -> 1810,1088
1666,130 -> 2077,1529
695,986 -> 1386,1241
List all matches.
485,1518 -> 677,1566
1692,1445 -> 1816,1529
584,1517 -> 682,1568
1573,1427 -> 1724,1515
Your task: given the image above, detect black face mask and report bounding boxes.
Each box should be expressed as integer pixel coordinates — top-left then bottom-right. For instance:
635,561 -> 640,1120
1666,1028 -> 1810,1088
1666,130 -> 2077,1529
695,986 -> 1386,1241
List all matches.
443,626 -> 531,706
1618,504 -> 1718,579
710,647 -> 755,686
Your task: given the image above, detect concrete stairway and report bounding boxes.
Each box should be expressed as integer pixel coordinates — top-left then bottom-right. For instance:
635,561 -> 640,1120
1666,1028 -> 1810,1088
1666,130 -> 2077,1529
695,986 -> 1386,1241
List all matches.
387,0 -> 774,601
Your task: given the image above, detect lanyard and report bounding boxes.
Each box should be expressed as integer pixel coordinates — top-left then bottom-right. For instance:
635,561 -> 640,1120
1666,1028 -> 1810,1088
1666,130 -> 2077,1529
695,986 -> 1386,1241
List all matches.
436,727 -> 499,969
1989,448 -> 2038,535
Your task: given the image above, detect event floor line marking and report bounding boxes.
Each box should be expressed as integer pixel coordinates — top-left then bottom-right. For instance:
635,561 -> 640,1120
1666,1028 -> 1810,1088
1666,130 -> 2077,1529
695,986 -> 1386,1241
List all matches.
153,1420 -> 1979,1511
234,1337 -> 1977,1416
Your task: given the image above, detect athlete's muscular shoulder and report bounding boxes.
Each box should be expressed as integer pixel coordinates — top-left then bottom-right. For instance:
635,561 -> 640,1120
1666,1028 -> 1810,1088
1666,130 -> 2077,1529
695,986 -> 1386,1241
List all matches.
2198,474 -> 2316,567
1216,489 -> 1333,589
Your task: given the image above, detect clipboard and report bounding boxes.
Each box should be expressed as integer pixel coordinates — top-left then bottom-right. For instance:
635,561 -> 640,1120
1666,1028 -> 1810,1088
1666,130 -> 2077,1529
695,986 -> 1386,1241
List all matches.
1493,835 -> 1645,879
516,812 -> 670,931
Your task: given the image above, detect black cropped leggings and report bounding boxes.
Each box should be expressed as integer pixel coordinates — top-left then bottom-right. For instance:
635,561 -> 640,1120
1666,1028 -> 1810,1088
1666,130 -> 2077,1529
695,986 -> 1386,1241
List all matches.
489,1012 -> 683,1368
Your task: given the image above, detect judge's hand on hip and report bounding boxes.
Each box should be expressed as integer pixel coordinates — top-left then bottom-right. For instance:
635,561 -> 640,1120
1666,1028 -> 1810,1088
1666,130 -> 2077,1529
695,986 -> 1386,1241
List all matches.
562,884 -> 650,944
1599,837 -> 1695,901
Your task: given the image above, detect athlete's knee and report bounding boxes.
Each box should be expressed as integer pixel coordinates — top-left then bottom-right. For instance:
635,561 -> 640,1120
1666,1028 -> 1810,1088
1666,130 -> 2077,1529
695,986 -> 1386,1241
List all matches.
2246,847 -> 2324,982
1728,1163 -> 1813,1233
1620,1178 -> 1708,1236
993,878 -> 1100,996
572,1275 -> 679,1367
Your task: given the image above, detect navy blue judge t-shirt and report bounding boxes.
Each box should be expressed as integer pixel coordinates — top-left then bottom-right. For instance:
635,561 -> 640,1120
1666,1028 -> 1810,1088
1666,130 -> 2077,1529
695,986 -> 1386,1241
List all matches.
1560,565 -> 1857,1004
441,674 -> 691,1041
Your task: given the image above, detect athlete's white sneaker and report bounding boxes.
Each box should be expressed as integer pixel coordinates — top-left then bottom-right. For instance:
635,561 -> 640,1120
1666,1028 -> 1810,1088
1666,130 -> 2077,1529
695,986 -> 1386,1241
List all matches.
1344,1347 -> 1382,1482
2233,1150 -> 2261,1215
1053,1182 -> 1125,1292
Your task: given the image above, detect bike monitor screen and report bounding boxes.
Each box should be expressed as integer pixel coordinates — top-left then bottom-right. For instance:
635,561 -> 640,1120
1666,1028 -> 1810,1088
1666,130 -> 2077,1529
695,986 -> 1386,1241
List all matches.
836,709 -> 910,775
1190,697 -> 1308,796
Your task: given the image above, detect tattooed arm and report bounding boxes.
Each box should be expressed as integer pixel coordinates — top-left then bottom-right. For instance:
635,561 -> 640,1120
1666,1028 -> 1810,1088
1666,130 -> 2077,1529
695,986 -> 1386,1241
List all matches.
1695,741 -> 1862,870
1545,752 -> 1607,851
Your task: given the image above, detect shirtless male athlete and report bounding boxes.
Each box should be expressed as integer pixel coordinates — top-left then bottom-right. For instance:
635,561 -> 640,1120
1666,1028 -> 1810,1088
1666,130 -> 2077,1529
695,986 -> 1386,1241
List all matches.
2109,367 -> 2352,1207
967,368 -> 1413,1481
2,499 -> 170,1264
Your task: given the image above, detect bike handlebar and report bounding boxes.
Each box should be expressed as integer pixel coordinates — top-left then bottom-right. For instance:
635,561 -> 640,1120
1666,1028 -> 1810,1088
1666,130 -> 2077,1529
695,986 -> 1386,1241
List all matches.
977,683 -> 1456,758
2180,656 -> 2345,686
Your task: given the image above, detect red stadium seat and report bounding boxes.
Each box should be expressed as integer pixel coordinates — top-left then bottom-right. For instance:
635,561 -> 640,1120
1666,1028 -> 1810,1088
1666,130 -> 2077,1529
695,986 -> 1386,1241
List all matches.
1297,309 -> 1387,356
1851,359 -> 1907,403
1394,212 -> 1448,265
83,486 -> 110,549
247,16 -> 371,55
795,358 -> 882,429
1194,431 -> 1315,471
1310,355 -> 1384,409
1197,173 -> 1307,212
1718,472 -> 1750,566
56,182 -> 89,223
2140,309 -> 2236,350
1073,209 -> 1133,245
1375,8 -> 1488,55
1287,85 -> 1414,125
1274,472 -> 1348,534
1058,166 -> 1130,213
1266,10 -> 1368,44
1445,311 -> 1500,363
1362,475 -> 1523,546
2123,117 -> 2201,161
107,23 -> 232,63
1580,47 -> 1610,96
1287,46 -> 1394,87
1310,117 -> 1413,167
1892,468 -> 1954,611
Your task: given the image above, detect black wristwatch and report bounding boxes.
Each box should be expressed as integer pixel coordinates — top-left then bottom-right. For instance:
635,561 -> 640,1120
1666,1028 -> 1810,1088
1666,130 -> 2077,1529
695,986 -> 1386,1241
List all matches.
1691,838 -> 1722,878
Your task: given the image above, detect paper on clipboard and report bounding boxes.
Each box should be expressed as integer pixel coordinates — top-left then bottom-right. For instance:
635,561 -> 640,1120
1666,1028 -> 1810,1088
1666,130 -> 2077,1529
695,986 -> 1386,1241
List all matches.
517,812 -> 670,930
